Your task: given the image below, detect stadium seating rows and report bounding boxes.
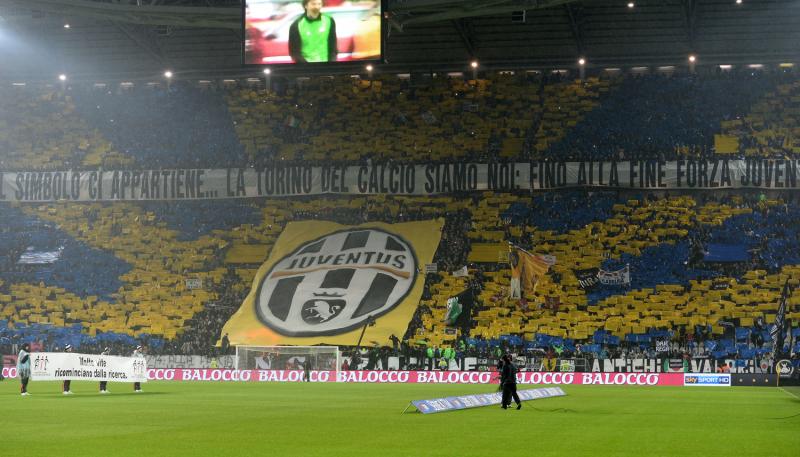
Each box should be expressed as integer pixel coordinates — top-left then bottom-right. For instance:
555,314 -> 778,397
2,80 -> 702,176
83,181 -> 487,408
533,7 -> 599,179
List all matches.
0,87 -> 131,170
415,192 -> 798,352
0,191 -> 797,357
547,73 -> 778,160
3,70 -> 793,172
2,70 -> 800,357
718,79 -> 800,157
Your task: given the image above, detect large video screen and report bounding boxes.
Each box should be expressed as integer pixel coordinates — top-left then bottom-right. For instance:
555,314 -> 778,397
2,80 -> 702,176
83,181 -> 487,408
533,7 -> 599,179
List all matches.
244,0 -> 382,65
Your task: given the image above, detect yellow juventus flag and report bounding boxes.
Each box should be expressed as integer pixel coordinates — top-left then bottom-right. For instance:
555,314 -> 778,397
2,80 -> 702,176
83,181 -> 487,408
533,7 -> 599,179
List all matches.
509,245 -> 550,294
221,219 -> 444,346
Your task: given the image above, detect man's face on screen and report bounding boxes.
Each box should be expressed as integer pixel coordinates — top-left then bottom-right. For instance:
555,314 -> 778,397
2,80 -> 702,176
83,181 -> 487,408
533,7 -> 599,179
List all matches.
305,0 -> 323,17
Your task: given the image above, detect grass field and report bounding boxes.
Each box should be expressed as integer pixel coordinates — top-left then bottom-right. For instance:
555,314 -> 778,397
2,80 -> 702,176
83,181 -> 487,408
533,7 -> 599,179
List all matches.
1,381 -> 799,457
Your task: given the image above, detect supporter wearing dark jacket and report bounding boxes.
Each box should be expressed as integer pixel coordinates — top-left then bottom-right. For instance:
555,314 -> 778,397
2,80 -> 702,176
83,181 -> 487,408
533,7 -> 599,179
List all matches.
500,354 -> 521,410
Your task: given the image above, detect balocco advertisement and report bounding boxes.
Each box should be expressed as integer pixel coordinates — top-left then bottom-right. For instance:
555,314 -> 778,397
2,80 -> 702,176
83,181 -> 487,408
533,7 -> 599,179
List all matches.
3,367 -> 727,386
2,367 -> 17,378
143,369 -> 696,386
145,369 -> 492,384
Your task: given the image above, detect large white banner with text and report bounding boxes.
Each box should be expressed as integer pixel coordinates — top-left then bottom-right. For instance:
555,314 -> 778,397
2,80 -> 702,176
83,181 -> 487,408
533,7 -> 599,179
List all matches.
30,352 -> 147,383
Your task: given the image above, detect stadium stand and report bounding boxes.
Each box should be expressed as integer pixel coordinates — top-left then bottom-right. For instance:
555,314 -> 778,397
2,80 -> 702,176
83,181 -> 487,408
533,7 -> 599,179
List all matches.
531,75 -> 611,158
72,83 -> 245,168
2,191 -> 798,360
0,86 -> 132,170
546,72 -> 781,160
2,70 -> 800,363
226,73 -> 611,165
717,78 -> 800,157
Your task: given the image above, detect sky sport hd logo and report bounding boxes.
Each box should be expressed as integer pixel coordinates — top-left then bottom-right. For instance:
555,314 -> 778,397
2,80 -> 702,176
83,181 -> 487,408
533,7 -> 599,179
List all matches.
255,229 -> 418,337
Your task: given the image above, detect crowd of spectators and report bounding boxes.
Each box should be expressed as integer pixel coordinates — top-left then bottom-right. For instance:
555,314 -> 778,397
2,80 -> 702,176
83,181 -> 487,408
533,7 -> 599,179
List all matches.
71,82 -> 245,169
1,69 -> 797,173
546,70 -> 789,160
1,189 -> 798,365
2,69 -> 800,369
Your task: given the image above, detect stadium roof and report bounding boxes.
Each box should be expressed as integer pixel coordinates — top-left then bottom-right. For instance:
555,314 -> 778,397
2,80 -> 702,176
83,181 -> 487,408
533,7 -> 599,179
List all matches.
0,0 -> 797,81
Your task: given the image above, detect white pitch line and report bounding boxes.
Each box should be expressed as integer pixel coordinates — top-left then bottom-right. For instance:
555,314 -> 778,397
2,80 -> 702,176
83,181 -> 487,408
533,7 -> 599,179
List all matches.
778,386 -> 800,400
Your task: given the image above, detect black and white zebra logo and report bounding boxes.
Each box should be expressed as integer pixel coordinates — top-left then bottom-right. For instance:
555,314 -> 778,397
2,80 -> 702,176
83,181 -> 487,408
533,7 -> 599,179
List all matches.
255,229 -> 418,336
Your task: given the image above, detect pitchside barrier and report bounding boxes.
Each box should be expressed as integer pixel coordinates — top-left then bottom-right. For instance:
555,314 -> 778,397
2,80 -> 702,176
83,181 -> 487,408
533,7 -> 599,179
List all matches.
129,369 -> 732,386
1,364 -> 741,387
0,366 -> 734,386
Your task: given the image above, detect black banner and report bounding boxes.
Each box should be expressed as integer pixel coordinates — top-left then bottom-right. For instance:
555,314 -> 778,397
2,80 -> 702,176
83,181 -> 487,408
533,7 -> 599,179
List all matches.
2,159 -> 800,203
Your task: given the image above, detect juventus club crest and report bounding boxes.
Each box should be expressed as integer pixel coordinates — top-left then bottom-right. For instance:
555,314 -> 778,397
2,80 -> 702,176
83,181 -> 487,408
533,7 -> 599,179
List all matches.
255,229 -> 418,336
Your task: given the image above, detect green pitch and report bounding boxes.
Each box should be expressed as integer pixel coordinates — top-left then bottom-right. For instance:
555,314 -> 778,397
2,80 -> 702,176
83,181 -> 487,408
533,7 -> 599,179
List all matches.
1,381 -> 798,457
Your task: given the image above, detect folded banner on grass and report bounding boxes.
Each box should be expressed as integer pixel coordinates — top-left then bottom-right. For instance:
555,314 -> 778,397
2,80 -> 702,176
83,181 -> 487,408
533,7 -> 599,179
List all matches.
30,352 -> 147,383
222,220 -> 444,346
408,387 -> 567,414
